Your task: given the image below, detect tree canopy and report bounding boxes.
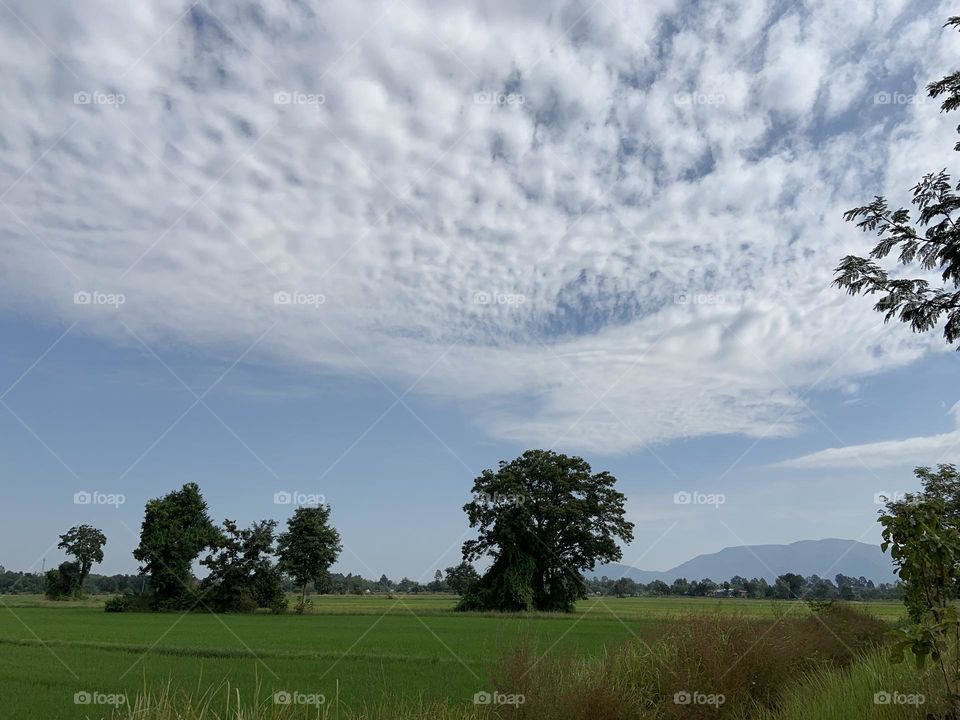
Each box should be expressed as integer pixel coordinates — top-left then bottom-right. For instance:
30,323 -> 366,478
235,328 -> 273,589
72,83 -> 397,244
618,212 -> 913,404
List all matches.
458,449 -> 634,612
132,482 -> 220,609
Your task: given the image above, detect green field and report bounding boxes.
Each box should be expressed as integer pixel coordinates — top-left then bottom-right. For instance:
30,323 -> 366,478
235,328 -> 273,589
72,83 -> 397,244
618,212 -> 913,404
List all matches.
0,594 -> 906,718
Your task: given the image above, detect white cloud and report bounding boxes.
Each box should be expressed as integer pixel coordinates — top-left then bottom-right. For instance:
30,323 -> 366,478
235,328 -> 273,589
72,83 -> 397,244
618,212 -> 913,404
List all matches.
0,0 -> 955,453
777,404 -> 960,470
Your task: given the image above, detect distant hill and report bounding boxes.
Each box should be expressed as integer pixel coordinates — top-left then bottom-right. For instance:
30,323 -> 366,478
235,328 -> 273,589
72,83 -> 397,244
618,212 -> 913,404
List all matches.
593,539 -> 896,584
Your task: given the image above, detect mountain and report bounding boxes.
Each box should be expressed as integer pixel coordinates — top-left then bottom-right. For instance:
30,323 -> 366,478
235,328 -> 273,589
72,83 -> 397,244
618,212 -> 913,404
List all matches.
593,539 -> 896,584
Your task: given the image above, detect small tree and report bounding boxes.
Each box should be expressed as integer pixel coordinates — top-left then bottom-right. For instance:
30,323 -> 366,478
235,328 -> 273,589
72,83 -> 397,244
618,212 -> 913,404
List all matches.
881,493 -> 960,703
44,561 -> 81,599
277,505 -> 342,613
57,525 -> 106,595
200,519 -> 286,613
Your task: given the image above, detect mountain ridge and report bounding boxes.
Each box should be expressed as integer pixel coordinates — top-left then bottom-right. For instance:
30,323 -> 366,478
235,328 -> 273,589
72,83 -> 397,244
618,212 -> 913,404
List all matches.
594,538 -> 896,584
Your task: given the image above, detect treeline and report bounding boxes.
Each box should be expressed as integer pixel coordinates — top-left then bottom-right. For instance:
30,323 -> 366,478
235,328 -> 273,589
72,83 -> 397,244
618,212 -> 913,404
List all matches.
586,572 -> 901,601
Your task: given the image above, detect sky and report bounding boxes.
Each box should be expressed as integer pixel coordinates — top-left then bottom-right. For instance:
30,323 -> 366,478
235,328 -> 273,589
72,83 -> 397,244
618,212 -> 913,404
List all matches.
1,0 -> 960,581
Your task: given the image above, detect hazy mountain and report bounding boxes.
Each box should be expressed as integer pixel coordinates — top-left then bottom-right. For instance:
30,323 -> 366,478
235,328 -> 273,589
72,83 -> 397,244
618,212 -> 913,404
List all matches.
593,539 -> 896,584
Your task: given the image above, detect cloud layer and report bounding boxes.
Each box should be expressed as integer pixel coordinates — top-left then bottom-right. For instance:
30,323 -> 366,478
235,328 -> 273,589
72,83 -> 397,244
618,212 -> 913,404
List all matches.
1,0 -> 955,453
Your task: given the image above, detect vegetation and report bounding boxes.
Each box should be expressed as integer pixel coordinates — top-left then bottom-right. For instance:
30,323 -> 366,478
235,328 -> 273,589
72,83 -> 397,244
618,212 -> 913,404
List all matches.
276,506 -> 341,613
835,17 -> 960,347
459,450 -> 633,612
57,525 -> 106,593
133,482 -> 220,609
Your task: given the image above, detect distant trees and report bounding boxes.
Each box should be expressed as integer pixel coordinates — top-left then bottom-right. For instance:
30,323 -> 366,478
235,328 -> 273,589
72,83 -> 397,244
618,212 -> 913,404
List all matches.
133,483 -> 220,609
835,17 -> 960,347
458,450 -> 634,613
277,505 -> 342,613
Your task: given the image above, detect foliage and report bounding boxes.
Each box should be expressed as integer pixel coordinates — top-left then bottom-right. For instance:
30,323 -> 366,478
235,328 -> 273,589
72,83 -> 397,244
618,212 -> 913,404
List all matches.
132,483 -> 220,610
276,505 -> 341,613
104,592 -> 152,613
834,17 -> 960,346
57,525 -> 107,594
200,519 -> 287,613
43,561 -> 81,599
460,450 -> 634,612
880,489 -> 960,702
443,562 -> 479,595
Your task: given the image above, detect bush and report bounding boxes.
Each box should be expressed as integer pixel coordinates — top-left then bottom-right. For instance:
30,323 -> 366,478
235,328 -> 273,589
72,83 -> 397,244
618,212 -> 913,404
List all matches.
104,592 -> 152,613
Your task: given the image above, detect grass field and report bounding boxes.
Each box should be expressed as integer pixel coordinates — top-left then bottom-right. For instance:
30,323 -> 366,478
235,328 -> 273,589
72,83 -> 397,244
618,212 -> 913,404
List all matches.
0,594 -> 908,719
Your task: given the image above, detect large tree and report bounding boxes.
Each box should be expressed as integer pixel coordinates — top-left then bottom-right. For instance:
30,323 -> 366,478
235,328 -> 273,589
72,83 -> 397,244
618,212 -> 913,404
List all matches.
276,505 -> 342,613
458,450 -> 634,612
133,483 -> 220,609
57,525 -> 106,593
835,17 -> 960,344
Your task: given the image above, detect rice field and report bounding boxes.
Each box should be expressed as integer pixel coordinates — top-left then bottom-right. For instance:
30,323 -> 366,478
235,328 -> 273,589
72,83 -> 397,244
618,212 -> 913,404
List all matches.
0,595 -> 907,719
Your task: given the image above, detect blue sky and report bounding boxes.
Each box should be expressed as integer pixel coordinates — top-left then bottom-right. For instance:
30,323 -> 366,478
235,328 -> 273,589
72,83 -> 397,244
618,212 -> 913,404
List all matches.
2,0 -> 960,579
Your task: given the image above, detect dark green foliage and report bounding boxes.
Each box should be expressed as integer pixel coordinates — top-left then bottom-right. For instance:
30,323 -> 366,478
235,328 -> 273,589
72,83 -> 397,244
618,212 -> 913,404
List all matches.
277,505 -> 342,613
835,18 -> 960,345
443,562 -> 480,595
133,483 -> 220,610
44,561 -> 81,599
457,547 -> 536,611
57,525 -> 106,594
459,450 -> 634,612
103,592 -> 152,613
200,519 -> 287,614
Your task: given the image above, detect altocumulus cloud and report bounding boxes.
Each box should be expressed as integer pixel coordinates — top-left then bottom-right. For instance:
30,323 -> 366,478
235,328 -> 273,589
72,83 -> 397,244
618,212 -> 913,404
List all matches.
0,0 -> 955,453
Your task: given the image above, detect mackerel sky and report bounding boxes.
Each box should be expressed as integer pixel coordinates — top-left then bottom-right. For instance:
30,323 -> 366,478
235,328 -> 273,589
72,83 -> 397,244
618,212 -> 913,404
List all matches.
1,0 -> 959,579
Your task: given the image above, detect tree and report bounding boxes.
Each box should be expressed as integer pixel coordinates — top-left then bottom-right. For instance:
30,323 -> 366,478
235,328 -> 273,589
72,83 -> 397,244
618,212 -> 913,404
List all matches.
276,505 -> 342,613
133,483 -> 220,609
458,450 -> 634,612
881,494 -> 960,703
57,525 -> 106,594
200,519 -> 286,613
835,17 -> 960,346
443,562 -> 479,595
44,561 -> 81,599
773,573 -> 805,600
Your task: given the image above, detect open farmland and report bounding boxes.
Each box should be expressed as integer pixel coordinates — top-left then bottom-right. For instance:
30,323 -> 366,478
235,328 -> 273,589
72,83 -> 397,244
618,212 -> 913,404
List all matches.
0,595 -> 907,719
